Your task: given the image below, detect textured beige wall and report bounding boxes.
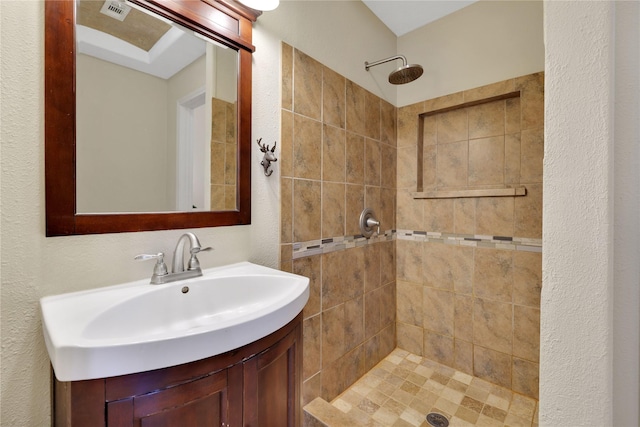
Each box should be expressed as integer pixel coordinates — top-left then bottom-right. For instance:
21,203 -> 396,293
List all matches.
397,0 -> 544,107
76,54 -> 170,213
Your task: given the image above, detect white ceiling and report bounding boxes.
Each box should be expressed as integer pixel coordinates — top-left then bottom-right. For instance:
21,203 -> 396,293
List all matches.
361,0 -> 478,36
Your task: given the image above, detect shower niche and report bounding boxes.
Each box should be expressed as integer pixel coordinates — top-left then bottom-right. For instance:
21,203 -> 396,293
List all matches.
412,88 -> 535,200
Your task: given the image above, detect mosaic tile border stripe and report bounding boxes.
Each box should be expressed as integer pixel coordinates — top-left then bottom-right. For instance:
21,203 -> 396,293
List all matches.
291,230 -> 542,259
292,231 -> 395,259
396,229 -> 542,253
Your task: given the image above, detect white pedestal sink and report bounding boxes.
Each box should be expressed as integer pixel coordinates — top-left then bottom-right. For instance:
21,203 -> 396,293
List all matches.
41,262 -> 309,381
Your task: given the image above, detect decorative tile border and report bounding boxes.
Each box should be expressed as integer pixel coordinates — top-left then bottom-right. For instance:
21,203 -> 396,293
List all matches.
292,231 -> 395,259
396,229 -> 542,252
291,230 -> 542,259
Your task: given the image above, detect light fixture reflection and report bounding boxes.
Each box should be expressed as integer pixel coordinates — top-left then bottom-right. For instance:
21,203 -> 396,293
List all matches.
237,0 -> 279,11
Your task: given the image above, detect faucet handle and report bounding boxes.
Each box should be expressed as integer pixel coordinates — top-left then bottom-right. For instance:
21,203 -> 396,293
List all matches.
134,252 -> 169,276
187,247 -> 213,270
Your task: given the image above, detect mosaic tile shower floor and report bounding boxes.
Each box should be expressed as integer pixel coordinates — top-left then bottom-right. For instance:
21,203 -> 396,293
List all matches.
316,348 -> 538,427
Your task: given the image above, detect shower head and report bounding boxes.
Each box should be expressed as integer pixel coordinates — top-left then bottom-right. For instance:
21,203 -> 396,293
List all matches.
365,55 -> 423,85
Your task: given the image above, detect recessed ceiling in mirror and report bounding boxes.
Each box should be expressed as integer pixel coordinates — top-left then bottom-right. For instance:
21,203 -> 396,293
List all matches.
75,0 -> 238,214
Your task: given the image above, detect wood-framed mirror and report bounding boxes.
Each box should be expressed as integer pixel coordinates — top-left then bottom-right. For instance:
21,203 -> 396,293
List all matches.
45,0 -> 258,236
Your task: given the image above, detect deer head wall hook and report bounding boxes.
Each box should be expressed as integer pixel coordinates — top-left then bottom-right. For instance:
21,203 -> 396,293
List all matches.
257,138 -> 278,177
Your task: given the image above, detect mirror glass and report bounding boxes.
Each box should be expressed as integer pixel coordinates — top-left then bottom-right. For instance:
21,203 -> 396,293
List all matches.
75,0 -> 238,214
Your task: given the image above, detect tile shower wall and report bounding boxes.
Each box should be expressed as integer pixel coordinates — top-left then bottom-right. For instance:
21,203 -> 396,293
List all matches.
279,43 -> 397,405
395,73 -> 544,400
210,97 -> 236,210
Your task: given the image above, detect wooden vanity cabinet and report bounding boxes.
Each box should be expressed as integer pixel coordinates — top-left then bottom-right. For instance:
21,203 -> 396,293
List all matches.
53,314 -> 302,427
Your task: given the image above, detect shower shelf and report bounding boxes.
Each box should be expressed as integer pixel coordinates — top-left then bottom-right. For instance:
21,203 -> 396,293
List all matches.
412,186 -> 526,199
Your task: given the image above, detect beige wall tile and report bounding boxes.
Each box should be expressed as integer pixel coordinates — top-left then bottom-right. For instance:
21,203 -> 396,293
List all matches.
423,330 -> 454,366
365,186 -> 381,222
520,128 -> 544,183
473,346 -> 512,389
322,182 -> 345,238
424,91 -> 464,112
380,323 -> 396,357
422,144 -> 437,190
322,250 -> 347,309
454,198 -> 476,235
293,114 -> 322,180
474,248 -> 513,303
293,48 -> 322,120
364,288 -> 381,339
513,251 -> 542,307
210,142 -> 225,185
210,185 -> 224,211
504,133 -> 521,185
437,141 -> 468,188
397,280 -> 423,327
380,99 -> 397,146
397,322 -> 424,356
364,243 -> 381,292
365,138 -> 381,186
454,295 -> 474,342
380,143 -> 396,189
380,282 -> 396,327
515,72 -> 544,131
364,90 -> 381,140
293,179 -> 321,242
364,334 -> 381,372
281,42 -> 293,111
322,124 -> 345,182
345,296 -> 365,353
322,303 -> 346,367
514,183 -> 542,238
342,247 -> 365,300
505,97 -> 521,134
513,306 -> 540,362
476,197 -> 514,237
280,177 -> 293,243
424,198 -> 455,233
468,136 -> 505,186
303,373 -> 322,407
397,187 -> 422,230
281,110 -> 294,178
463,79 -> 516,103
512,357 -> 539,399
397,102 -> 423,148
468,101 -> 505,140
224,144 -> 236,185
423,287 -> 455,336
294,254 -> 322,319
304,314 -> 322,380
380,241 -> 396,285
396,239 -> 423,283
345,184 -> 364,236
380,187 -> 396,232
346,80 -> 366,136
473,298 -> 513,354
423,243 -> 473,293
397,145 -> 418,189
437,109 -> 468,144
454,339 -> 474,375
323,66 -> 345,129
346,132 -> 365,184
423,115 -> 437,147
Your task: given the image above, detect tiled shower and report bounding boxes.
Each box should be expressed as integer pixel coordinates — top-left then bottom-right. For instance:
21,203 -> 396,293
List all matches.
279,42 -> 543,412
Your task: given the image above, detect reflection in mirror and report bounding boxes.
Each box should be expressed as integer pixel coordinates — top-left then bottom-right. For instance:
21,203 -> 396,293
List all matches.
75,0 -> 238,214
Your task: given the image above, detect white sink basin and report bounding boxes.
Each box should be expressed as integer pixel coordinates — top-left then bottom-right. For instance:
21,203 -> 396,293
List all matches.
41,262 -> 309,381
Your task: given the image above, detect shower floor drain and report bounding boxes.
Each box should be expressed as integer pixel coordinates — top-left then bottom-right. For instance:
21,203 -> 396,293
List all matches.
426,412 -> 449,427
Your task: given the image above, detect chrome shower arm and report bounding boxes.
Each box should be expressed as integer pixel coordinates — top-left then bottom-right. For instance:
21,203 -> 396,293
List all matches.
365,55 -> 407,71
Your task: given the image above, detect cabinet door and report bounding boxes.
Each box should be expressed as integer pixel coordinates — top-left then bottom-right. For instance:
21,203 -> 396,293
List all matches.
243,323 -> 301,427
107,366 -> 242,427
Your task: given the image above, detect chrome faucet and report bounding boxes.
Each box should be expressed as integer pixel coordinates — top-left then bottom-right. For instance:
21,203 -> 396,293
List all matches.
135,232 -> 212,284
